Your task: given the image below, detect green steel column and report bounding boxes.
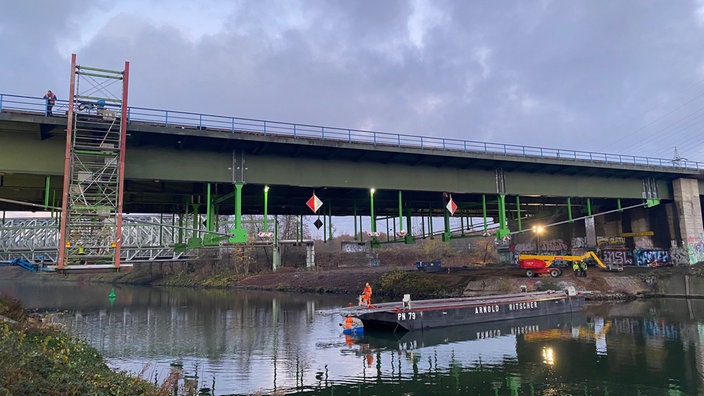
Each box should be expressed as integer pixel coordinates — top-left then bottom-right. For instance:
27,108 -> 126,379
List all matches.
405,210 -> 413,242
567,197 -> 573,223
386,217 -> 390,242
206,183 -> 212,231
421,212 -> 426,237
263,185 -> 269,231
323,213 -> 327,243
429,205 -> 434,239
482,194 -> 488,234
516,196 -> 522,231
370,189 -> 377,245
370,189 -> 376,233
328,203 -> 333,241
353,202 -> 358,240
617,198 -> 622,211
229,183 -> 247,243
460,213 -> 465,236
587,198 -> 592,217
159,213 -> 164,244
191,204 -> 200,239
496,194 -> 509,239
295,213 -> 300,242
44,176 -> 50,209
398,191 -> 403,233
179,205 -> 185,244
204,183 -> 216,245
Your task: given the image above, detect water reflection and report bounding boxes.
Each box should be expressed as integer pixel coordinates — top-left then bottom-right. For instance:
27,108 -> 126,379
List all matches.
1,280 -> 703,395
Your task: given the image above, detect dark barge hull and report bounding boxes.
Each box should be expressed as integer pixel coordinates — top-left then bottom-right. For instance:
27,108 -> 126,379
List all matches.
338,290 -> 584,332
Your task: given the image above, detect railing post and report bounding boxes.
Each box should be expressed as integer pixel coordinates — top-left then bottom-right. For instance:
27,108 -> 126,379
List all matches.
165,111 -> 169,126
349,129 -> 352,143
264,121 -> 267,135
0,94 -> 3,111
398,134 -> 401,147
322,127 -> 325,140
293,124 -> 296,137
231,117 -> 235,132
199,114 -> 203,129
420,136 -> 424,149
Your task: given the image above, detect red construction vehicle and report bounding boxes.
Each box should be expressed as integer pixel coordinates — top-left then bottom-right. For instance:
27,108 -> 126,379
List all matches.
517,251 -> 622,278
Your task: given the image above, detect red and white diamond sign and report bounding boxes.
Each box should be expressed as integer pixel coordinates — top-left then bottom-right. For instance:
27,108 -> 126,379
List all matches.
446,196 -> 458,216
306,194 -> 323,213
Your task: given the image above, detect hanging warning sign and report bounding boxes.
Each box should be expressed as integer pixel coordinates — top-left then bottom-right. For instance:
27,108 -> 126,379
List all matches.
446,196 -> 458,216
306,194 -> 323,213
313,218 -> 323,229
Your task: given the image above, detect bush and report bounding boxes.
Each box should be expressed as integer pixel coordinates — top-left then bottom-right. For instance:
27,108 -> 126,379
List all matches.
0,295 -> 159,396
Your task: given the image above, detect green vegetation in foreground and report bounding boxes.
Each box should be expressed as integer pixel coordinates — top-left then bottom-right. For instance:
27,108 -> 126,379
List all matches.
0,295 -> 158,396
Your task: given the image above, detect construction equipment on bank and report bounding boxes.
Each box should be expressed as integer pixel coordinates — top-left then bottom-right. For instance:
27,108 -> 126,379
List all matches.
518,251 -> 623,278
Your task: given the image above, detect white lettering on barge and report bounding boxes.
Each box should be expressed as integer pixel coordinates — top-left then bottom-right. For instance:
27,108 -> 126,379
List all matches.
508,301 -> 539,311
474,305 -> 500,314
397,311 -> 417,321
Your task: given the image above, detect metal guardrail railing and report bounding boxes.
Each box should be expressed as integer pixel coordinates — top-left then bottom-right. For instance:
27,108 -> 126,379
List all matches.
1,92 -> 701,170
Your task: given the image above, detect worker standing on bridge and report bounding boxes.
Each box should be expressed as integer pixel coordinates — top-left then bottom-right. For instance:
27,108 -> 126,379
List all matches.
580,261 -> 588,277
572,261 -> 580,277
43,90 -> 57,116
361,282 -> 372,307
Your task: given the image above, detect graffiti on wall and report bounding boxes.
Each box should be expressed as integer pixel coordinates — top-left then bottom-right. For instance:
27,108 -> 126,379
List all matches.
669,243 -> 689,266
597,236 -> 626,248
633,237 -> 654,249
572,237 -> 587,249
687,235 -> 704,265
513,239 -> 569,254
633,249 -> 671,267
600,249 -> 633,266
513,242 -> 536,253
539,239 -> 569,253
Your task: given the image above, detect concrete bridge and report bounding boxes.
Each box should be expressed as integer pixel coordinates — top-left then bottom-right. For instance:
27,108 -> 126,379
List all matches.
1,92 -> 703,266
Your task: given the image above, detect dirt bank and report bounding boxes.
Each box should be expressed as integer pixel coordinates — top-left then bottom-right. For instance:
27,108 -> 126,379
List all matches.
233,263 -> 697,300
4,262 -> 703,301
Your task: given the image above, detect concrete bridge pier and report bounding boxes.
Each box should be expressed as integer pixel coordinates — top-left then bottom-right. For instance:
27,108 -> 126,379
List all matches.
672,178 -> 704,263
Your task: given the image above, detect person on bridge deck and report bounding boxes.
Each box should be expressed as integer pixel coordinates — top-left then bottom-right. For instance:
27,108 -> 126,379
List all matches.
361,282 -> 372,307
43,90 -> 57,116
573,261 -> 580,277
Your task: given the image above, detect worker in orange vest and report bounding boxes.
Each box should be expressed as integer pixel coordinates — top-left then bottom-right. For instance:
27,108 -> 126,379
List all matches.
361,282 -> 372,307
344,315 -> 354,329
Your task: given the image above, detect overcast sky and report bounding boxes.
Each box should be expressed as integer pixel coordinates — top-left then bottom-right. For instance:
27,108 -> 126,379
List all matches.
4,1 -> 704,162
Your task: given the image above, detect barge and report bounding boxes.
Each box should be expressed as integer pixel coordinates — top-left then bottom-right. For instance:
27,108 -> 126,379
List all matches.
328,288 -> 585,333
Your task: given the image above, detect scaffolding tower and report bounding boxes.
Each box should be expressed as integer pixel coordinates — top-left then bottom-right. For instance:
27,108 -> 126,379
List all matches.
58,54 -> 130,270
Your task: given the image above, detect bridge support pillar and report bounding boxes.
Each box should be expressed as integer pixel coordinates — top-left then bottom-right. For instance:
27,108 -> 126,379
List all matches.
306,242 -> 315,268
673,178 -> 704,263
229,183 -> 247,243
272,246 -> 281,270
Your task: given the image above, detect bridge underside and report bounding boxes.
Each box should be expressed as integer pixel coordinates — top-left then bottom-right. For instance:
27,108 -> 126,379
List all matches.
0,111 -> 694,220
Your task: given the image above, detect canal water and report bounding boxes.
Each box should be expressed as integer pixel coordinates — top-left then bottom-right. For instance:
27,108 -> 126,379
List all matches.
1,279 -> 703,395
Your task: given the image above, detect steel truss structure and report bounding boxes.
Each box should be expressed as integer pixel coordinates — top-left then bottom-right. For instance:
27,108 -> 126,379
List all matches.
58,54 -> 130,269
1,216 -> 195,263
